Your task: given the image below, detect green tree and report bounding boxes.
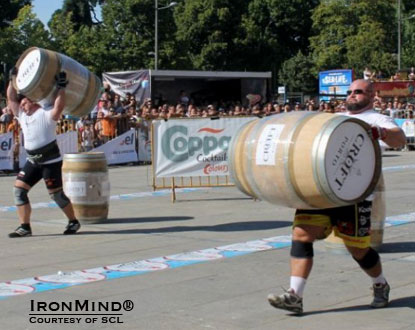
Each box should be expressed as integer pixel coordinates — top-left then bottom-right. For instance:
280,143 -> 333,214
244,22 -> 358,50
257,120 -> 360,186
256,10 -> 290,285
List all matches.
239,0 -> 319,86
0,5 -> 52,76
310,0 -> 397,77
60,0 -> 104,30
0,0 -> 30,28
174,0 -> 251,70
278,51 -> 317,94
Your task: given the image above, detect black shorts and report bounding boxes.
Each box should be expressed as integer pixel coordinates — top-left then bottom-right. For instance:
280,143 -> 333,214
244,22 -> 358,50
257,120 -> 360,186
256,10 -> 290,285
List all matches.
17,160 -> 63,190
294,200 -> 373,248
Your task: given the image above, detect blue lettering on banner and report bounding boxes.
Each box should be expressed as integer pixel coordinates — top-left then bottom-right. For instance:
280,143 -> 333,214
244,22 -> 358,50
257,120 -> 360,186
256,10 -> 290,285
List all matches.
0,138 -> 12,151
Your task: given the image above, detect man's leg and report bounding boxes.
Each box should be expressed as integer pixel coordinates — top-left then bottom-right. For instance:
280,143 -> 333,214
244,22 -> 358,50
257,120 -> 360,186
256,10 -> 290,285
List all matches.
48,187 -> 81,235
268,224 -> 325,314
14,180 -> 32,225
347,245 -> 389,308
43,161 -> 80,235
9,161 -> 42,238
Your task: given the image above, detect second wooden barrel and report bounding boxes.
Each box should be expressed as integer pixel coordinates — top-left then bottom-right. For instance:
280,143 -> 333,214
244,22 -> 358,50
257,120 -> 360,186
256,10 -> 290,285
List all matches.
62,152 -> 110,223
228,112 -> 382,209
13,47 -> 101,118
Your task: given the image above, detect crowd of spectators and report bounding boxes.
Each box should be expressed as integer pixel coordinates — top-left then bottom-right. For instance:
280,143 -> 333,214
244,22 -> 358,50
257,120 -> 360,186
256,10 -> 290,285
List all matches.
1,78 -> 415,150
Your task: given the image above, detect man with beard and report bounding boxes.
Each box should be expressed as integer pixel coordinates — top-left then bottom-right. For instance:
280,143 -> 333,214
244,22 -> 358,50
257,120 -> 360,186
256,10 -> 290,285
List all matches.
267,79 -> 405,314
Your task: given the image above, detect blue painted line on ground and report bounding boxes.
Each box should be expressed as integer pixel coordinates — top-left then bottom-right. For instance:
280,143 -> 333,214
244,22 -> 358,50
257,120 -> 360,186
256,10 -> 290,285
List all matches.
0,214 -> 413,300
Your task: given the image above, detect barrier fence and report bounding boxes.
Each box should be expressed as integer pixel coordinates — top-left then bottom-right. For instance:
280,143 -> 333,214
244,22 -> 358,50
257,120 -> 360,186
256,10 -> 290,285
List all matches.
0,117 -> 152,172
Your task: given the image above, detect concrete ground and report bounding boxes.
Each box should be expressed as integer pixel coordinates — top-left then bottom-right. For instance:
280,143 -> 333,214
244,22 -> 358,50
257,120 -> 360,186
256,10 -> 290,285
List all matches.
0,151 -> 414,330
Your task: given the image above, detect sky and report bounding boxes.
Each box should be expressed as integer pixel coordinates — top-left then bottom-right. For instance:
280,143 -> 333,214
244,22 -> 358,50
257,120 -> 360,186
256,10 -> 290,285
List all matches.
32,0 -> 101,26
32,0 -> 64,26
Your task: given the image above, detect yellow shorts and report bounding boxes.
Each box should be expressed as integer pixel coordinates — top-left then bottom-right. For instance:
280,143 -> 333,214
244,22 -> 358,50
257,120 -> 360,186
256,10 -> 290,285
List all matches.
293,201 -> 372,249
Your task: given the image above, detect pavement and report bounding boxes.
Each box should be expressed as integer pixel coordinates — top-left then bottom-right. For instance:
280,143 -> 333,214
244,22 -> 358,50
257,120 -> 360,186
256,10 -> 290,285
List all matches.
0,151 -> 414,330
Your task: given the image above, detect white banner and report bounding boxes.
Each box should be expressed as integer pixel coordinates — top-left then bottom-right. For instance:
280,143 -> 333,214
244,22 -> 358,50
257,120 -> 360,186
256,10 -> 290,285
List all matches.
153,117 -> 255,178
92,129 -> 138,165
402,120 -> 415,137
0,132 -> 14,170
137,120 -> 152,162
19,131 -> 78,168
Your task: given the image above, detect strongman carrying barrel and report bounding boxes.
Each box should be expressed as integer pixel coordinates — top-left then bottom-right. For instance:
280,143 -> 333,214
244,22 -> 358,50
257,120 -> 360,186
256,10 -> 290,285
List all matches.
12,47 -> 101,118
62,152 -> 110,223
228,111 -> 382,209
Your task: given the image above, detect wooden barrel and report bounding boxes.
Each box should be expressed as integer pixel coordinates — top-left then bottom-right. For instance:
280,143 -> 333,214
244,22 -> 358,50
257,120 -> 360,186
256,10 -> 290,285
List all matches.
62,152 -> 110,223
228,112 -> 382,209
12,47 -> 101,118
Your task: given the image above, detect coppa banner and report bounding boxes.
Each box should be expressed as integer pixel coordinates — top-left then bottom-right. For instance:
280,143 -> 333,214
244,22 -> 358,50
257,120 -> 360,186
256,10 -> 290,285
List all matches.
92,129 -> 138,165
153,117 -> 255,178
0,132 -> 14,170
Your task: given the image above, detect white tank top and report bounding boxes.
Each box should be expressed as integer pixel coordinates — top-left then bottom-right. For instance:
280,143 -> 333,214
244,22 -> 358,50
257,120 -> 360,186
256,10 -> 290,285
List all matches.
17,107 -> 57,150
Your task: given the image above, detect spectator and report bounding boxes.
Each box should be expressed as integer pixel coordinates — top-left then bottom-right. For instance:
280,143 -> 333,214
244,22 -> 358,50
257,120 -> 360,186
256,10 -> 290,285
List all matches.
1,106 -> 13,126
264,103 -> 273,116
233,105 -> 242,116
94,111 -> 105,147
273,103 -> 282,114
408,67 -> 415,80
306,103 -> 315,111
251,104 -> 263,116
283,103 -> 291,112
207,104 -> 218,117
178,90 -> 190,107
101,108 -> 117,143
363,67 -> 374,80
113,94 -> 124,113
392,71 -> 401,81
81,122 -> 95,152
294,103 -> 302,111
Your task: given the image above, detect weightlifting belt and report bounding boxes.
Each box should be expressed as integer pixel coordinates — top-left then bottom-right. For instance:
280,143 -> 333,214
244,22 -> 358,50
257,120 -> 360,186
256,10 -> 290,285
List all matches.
26,140 -> 61,164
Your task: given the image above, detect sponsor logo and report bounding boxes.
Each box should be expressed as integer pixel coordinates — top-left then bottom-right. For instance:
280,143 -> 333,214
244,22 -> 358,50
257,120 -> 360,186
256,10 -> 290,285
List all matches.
119,133 -> 134,146
0,138 -> 12,151
203,163 -> 228,175
161,125 -> 230,162
333,134 -> 365,191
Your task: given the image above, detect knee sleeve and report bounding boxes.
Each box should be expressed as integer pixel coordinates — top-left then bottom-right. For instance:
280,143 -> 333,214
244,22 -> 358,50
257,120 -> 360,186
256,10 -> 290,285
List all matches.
353,248 -> 380,270
50,189 -> 70,209
290,240 -> 314,258
14,186 -> 29,206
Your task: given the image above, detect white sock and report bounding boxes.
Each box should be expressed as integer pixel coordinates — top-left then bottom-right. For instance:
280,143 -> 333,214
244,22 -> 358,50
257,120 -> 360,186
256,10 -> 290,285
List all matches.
290,276 -> 307,297
371,273 -> 387,285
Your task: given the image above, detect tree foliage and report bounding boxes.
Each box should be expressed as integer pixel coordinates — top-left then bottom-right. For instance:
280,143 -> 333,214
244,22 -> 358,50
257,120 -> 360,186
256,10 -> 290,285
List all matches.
310,0 -> 397,77
3,0 -> 415,95
279,51 -> 317,93
0,0 -> 30,28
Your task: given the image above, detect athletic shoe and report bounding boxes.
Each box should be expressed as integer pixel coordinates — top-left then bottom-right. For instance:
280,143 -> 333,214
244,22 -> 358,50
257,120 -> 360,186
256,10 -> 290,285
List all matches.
9,225 -> 32,238
371,282 -> 390,308
267,289 -> 303,314
63,220 -> 81,235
